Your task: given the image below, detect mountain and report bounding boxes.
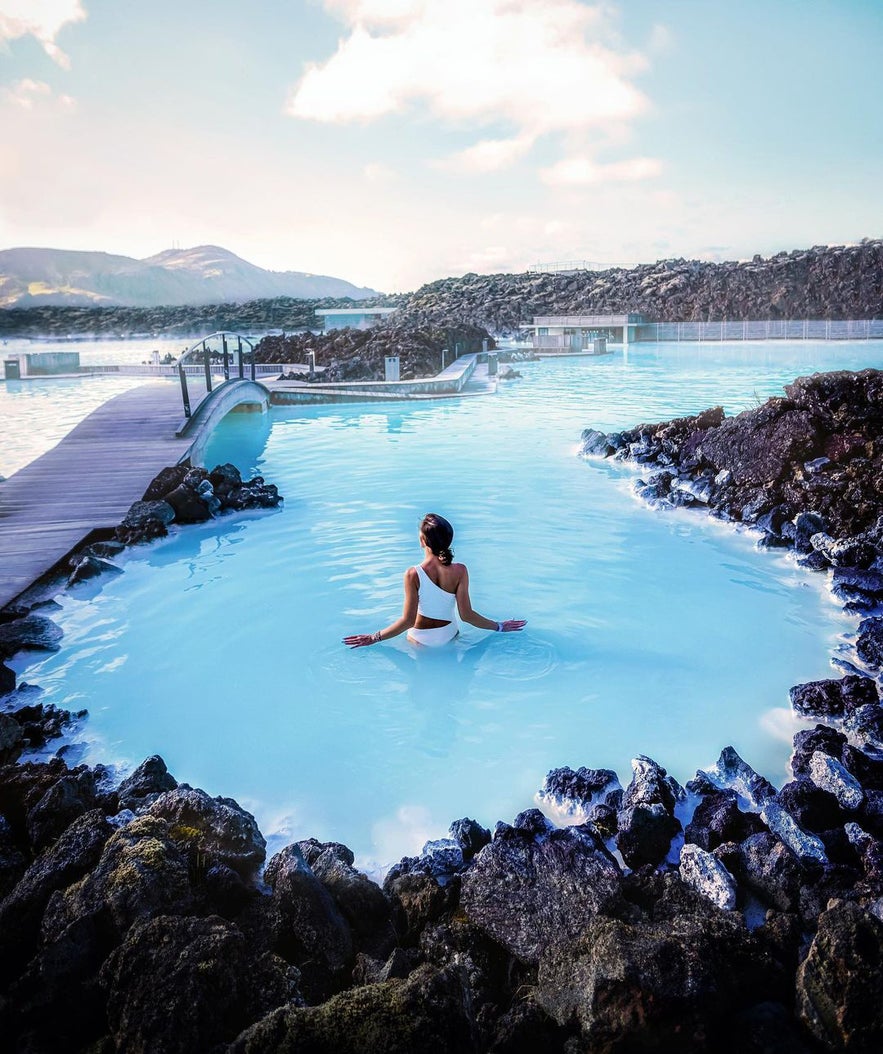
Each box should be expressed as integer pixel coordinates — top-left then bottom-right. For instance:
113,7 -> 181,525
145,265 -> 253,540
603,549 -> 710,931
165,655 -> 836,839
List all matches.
0,245 -> 379,308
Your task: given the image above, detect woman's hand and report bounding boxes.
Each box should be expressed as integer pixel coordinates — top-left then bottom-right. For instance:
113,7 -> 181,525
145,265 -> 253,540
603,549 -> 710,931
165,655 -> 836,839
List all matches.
499,619 -> 527,632
342,633 -> 379,648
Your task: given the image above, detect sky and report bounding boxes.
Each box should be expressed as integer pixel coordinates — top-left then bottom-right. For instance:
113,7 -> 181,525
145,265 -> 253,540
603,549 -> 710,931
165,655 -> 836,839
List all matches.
0,0 -> 881,292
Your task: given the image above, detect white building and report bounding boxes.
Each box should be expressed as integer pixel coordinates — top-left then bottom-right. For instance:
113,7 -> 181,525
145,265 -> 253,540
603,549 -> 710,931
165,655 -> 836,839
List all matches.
521,314 -> 645,351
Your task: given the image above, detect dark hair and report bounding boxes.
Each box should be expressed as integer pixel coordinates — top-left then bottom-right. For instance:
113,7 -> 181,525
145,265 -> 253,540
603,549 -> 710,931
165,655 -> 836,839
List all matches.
421,513 -> 454,566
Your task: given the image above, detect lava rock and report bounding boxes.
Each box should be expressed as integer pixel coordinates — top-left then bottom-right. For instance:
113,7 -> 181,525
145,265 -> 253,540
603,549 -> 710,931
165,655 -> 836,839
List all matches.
384,872 -> 454,947
536,891 -> 779,1049
100,914 -> 301,1054
679,843 -> 738,910
115,499 -> 175,544
460,822 -> 621,965
730,833 -> 804,913
791,725 -> 848,777
537,765 -> 622,819
164,482 -> 211,523
796,901 -> 883,1050
263,843 -> 353,999
707,746 -> 777,808
40,814 -> 194,946
789,675 -> 879,719
760,801 -> 828,865
142,465 -> 189,501
844,704 -> 883,751
147,785 -> 266,876
448,817 -> 491,860
0,713 -> 23,764
67,553 -> 123,586
0,809 -> 113,981
684,789 -> 765,851
616,756 -> 683,869
808,751 -> 865,810
229,963 -> 474,1054
25,766 -> 105,851
296,838 -> 395,960
775,778 -> 845,833
116,755 -> 178,813
857,616 -> 883,670
0,615 -> 63,660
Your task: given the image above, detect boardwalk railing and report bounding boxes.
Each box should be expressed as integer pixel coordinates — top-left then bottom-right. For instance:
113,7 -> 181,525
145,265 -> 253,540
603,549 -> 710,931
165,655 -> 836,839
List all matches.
635,319 -> 883,342
177,331 -> 256,418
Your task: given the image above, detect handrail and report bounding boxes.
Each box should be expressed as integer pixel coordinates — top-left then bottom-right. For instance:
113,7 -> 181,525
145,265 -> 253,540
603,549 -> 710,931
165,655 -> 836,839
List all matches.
177,331 -> 257,419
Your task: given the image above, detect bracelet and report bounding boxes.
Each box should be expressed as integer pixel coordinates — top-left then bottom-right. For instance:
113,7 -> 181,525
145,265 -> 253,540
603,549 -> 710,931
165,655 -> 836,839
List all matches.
497,621 -> 504,632
371,631 -> 382,643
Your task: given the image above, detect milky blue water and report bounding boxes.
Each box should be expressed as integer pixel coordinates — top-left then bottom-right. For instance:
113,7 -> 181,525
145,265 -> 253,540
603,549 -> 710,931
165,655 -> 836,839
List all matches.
11,341 -> 883,871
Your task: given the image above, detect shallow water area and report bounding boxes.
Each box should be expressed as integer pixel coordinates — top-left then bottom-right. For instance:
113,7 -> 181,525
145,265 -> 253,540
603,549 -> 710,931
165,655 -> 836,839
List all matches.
14,340 -> 882,871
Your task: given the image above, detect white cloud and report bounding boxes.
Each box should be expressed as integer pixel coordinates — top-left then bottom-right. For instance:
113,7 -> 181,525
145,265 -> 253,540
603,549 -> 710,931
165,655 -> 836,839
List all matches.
434,134 -> 534,174
3,77 -> 74,110
0,0 -> 87,68
288,0 -> 650,140
541,155 -> 662,186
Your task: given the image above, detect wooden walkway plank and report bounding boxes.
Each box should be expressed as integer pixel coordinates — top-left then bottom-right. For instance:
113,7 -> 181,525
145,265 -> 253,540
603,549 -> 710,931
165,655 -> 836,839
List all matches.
0,381 -> 200,610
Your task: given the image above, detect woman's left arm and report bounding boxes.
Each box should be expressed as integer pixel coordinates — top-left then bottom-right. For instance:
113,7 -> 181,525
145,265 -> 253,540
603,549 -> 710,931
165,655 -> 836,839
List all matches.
456,567 -> 526,632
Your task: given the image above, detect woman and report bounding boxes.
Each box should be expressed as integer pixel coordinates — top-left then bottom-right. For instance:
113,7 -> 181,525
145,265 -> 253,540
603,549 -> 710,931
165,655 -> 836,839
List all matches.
343,513 -> 526,648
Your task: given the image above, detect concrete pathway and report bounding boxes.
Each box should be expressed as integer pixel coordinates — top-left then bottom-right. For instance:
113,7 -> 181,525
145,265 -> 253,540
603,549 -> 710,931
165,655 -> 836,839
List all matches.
0,380 -> 202,610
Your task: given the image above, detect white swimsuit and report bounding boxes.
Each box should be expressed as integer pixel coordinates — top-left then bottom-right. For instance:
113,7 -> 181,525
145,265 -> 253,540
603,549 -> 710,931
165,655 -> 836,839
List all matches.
408,565 -> 459,647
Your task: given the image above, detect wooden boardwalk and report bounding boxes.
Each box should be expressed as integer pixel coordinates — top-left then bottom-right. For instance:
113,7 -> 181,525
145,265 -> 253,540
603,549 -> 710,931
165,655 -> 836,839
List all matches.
0,380 -> 202,610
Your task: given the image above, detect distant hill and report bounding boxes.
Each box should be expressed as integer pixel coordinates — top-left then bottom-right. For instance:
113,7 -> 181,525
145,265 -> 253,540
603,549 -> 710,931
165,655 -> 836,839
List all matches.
0,245 -> 379,308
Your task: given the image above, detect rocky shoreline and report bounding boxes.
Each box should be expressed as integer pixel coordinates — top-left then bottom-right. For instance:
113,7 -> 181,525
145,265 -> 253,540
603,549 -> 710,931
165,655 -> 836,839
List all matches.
2,371 -> 883,1050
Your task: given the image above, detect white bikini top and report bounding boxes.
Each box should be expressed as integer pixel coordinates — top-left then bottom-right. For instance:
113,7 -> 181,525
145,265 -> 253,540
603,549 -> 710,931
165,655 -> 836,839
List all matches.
415,564 -> 458,621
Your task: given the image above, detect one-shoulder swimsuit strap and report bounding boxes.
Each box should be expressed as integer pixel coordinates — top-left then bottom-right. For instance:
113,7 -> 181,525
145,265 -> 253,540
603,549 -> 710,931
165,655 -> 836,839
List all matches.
414,564 -> 458,622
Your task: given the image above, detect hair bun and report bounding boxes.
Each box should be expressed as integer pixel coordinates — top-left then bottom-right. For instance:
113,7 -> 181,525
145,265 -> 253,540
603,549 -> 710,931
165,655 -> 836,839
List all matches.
437,547 -> 454,566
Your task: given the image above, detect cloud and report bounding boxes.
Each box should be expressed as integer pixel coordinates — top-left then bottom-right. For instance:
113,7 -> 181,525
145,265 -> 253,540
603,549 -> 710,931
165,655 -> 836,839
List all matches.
541,155 -> 662,186
0,1 -> 87,68
3,77 -> 75,110
433,134 -> 535,174
287,0 -> 650,140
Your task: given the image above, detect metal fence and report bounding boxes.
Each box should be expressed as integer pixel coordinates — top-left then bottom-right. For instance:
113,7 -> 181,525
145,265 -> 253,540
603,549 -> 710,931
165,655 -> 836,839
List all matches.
635,319 -> 883,342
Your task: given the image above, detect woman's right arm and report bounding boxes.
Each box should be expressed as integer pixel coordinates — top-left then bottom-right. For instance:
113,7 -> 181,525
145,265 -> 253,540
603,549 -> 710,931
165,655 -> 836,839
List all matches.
343,568 -> 419,647
456,566 -> 526,633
